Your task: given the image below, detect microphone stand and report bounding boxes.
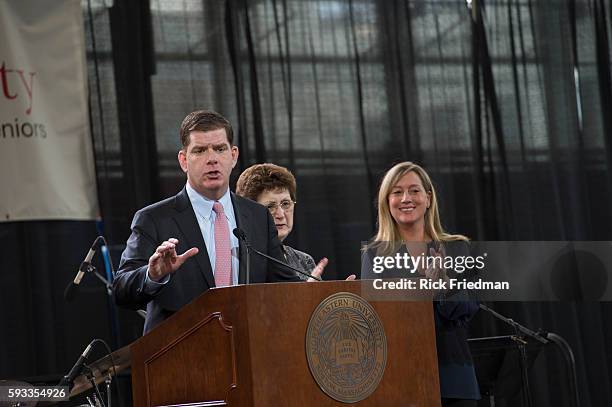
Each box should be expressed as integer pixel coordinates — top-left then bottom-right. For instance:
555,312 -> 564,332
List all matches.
105,372 -> 112,407
246,243 -> 251,285
78,257 -> 147,320
479,304 -> 580,407
479,304 -> 548,344
87,263 -> 113,297
238,231 -> 252,285
83,364 -> 108,407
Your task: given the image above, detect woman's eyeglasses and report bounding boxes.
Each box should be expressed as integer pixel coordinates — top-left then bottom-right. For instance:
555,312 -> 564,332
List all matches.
265,200 -> 296,213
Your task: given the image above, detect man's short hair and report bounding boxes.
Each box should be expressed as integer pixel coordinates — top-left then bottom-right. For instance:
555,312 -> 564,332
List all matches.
179,110 -> 234,148
236,163 -> 297,201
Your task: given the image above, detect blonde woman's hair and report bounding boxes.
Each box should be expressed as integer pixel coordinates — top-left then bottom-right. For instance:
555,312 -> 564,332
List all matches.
369,162 -> 467,254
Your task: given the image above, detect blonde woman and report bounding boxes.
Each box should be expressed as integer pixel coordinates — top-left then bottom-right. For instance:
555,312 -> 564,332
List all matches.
363,162 -> 480,406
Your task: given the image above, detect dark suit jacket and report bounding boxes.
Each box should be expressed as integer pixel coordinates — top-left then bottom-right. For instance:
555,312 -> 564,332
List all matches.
113,187 -> 300,333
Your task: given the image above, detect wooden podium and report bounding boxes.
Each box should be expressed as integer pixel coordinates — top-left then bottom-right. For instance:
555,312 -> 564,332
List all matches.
130,280 -> 441,406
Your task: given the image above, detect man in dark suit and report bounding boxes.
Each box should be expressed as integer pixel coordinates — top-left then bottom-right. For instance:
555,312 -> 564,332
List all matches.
113,110 -> 313,333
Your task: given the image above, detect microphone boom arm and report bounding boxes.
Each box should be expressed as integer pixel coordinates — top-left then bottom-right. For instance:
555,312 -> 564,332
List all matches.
233,228 -> 322,282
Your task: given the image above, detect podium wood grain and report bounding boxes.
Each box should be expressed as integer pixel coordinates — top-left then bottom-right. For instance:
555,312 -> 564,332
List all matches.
130,280 -> 441,407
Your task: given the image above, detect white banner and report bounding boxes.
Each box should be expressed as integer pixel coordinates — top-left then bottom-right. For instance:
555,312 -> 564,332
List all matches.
0,0 -> 98,221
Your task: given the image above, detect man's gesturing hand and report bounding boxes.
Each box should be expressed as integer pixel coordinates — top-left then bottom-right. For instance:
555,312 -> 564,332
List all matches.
148,238 -> 199,282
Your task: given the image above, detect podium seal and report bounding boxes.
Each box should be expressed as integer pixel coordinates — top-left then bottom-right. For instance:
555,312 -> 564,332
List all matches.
306,292 -> 387,403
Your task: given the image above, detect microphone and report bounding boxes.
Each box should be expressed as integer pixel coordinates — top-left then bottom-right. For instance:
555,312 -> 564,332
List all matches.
58,339 -> 96,390
233,228 -> 322,282
233,227 -> 248,244
64,237 -> 101,301
478,303 -> 548,344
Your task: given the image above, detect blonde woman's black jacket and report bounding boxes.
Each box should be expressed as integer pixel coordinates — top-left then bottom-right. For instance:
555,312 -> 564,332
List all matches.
361,240 -> 480,400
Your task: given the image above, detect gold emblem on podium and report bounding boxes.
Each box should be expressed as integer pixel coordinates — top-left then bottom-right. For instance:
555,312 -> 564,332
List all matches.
306,292 -> 387,403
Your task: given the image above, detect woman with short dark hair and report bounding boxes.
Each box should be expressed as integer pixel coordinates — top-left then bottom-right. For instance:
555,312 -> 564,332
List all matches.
236,163 -> 318,279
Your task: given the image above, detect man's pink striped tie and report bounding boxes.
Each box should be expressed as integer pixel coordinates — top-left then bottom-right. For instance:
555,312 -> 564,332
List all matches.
213,201 -> 232,287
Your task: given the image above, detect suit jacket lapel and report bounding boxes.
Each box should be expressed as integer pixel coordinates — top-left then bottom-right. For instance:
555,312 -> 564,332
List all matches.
173,187 -> 216,288
232,192 -> 251,284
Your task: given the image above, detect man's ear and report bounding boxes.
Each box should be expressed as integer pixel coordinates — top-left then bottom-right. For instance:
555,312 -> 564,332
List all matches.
231,146 -> 239,168
178,149 -> 188,173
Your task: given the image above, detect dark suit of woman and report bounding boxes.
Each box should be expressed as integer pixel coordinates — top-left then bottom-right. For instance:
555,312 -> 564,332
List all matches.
361,241 -> 480,402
